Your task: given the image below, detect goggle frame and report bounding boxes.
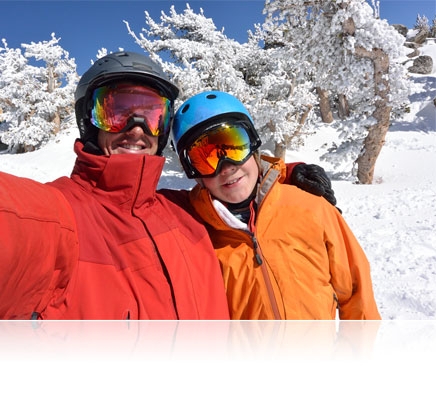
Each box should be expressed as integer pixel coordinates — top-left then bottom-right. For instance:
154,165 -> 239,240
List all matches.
179,120 -> 261,178
90,83 -> 172,137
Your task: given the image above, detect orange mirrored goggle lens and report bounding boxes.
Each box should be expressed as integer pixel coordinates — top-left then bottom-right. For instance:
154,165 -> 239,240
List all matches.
91,84 -> 171,136
185,123 -> 253,177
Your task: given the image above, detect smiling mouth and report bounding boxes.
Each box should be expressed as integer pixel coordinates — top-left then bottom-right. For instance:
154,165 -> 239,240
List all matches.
224,176 -> 242,186
119,143 -> 146,151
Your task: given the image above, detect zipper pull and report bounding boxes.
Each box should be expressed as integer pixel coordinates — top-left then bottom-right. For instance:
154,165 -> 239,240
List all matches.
252,235 -> 263,266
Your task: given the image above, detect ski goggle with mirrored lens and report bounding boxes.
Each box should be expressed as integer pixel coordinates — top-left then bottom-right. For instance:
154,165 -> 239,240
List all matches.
180,122 -> 261,178
90,84 -> 171,136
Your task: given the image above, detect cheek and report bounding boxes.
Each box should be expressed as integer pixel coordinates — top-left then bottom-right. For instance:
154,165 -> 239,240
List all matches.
97,131 -> 106,149
245,159 -> 260,185
150,137 -> 159,148
97,131 -> 115,154
249,169 -> 260,187
201,178 -> 218,192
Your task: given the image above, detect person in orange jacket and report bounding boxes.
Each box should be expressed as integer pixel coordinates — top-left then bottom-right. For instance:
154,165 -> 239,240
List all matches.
171,90 -> 381,320
0,52 -> 335,320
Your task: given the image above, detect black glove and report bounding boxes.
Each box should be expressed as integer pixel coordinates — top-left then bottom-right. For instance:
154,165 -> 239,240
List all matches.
290,164 -> 337,206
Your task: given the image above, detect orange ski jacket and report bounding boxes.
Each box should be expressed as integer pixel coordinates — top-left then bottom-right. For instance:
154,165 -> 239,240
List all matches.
189,155 -> 381,320
0,140 -> 229,320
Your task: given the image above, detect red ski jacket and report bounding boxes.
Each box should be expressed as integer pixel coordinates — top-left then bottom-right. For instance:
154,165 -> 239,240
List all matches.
0,141 -> 229,320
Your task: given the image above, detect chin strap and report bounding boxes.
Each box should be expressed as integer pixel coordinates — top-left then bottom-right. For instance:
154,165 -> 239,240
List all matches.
82,140 -> 104,155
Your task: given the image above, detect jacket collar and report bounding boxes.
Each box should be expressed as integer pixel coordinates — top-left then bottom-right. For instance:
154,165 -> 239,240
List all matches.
70,140 -> 165,210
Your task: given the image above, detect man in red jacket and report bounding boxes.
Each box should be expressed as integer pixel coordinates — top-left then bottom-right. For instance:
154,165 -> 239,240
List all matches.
0,51 -> 335,320
0,51 -> 231,319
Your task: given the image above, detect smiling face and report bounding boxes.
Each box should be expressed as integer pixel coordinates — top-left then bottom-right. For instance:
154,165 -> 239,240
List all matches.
97,125 -> 159,155
91,81 -> 172,156
200,155 -> 259,204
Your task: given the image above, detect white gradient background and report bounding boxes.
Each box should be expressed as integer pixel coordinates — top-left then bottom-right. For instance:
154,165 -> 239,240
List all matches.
0,320 -> 434,398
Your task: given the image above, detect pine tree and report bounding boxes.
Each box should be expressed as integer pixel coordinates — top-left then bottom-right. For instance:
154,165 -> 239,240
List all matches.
124,4 -> 316,158
414,14 -> 430,33
123,1 -> 411,182
0,34 -> 78,153
263,0 -> 411,183
431,16 -> 436,38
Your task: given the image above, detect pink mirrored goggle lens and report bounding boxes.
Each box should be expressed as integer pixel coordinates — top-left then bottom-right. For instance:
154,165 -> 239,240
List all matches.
91,84 -> 171,136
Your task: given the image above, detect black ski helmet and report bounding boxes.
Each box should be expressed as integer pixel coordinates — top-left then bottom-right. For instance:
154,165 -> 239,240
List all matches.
75,51 -> 179,155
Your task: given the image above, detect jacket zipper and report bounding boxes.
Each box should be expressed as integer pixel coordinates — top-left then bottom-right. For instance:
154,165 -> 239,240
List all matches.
248,182 -> 282,320
250,231 -> 281,320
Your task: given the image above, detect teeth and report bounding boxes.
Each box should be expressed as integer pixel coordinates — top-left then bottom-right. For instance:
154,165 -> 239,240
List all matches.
226,178 -> 239,185
121,144 -> 143,150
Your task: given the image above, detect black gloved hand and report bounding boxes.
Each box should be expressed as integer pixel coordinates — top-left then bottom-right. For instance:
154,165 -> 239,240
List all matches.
290,163 -> 337,206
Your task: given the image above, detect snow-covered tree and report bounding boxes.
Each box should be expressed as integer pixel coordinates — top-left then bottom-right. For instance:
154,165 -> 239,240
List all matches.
414,14 -> 430,34
263,0 -> 411,183
430,16 -> 436,38
124,4 -> 317,157
0,41 -> 29,151
0,34 -> 78,153
123,1 -> 412,182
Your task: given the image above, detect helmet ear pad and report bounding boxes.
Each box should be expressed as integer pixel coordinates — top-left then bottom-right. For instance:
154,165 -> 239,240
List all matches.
156,131 -> 170,156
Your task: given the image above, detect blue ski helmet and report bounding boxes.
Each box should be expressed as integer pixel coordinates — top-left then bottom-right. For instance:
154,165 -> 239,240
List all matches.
171,91 -> 261,177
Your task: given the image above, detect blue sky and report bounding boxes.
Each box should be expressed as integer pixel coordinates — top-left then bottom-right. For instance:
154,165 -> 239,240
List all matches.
1,0 -> 435,75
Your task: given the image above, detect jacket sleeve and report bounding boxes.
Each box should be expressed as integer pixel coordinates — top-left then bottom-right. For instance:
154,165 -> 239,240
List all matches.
0,172 -> 78,319
323,205 -> 381,320
258,155 -> 303,185
282,162 -> 304,184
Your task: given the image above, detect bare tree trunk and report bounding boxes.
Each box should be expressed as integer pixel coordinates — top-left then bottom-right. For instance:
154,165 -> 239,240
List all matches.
340,10 -> 392,184
46,62 -> 62,136
269,118 -> 287,160
354,47 -> 392,184
47,63 -> 56,93
337,93 -> 350,119
274,141 -> 287,160
273,105 -> 313,159
52,112 -> 61,135
316,87 -> 334,123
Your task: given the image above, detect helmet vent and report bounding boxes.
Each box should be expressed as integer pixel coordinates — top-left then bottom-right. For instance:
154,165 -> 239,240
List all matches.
206,94 -> 217,100
132,62 -> 153,72
181,104 -> 190,114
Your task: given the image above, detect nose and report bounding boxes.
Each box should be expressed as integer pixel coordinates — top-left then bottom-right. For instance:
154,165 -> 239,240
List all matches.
219,161 -> 237,175
124,124 -> 145,137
